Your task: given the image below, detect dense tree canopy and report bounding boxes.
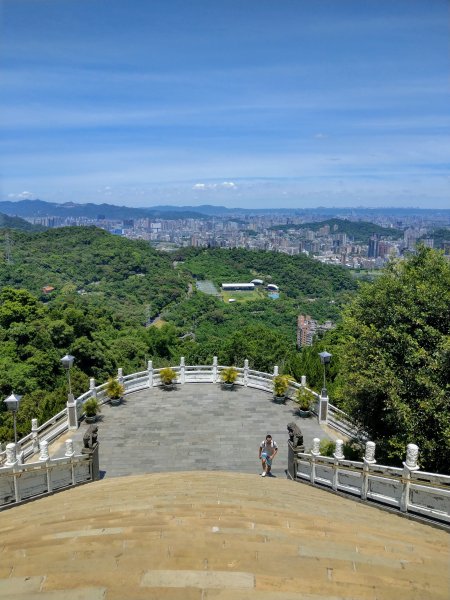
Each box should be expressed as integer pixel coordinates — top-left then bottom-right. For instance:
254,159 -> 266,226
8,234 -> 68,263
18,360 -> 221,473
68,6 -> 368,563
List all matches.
1,226 -> 447,474
334,247 -> 450,473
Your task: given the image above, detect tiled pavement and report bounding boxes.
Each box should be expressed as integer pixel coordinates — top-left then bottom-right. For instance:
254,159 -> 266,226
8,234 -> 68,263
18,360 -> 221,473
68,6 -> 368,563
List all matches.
56,383 -> 332,479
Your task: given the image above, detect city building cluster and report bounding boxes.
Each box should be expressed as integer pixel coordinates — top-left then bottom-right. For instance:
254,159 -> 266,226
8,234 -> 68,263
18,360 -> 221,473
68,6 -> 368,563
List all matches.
26,211 -> 449,270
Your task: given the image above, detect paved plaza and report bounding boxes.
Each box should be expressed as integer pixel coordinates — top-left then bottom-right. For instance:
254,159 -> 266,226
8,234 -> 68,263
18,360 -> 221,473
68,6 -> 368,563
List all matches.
59,383 -> 331,478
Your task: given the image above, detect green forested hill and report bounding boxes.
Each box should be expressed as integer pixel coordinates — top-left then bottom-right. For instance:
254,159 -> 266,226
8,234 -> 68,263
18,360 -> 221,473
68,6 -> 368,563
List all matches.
0,227 -> 356,444
0,227 -> 187,317
419,227 -> 450,249
0,212 -> 45,231
271,218 -> 402,243
178,247 -> 356,298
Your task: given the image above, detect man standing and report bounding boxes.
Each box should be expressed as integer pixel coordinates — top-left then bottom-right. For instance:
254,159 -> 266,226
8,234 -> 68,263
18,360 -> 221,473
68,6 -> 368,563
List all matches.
259,434 -> 278,477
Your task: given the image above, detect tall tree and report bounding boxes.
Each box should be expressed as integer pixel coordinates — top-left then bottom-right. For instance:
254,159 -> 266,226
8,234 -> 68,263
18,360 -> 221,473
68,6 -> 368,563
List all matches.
336,247 -> 450,473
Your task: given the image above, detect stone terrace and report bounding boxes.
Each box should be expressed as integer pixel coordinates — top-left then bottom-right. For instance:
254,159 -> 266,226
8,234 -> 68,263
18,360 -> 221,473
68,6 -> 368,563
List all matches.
53,383 -> 331,478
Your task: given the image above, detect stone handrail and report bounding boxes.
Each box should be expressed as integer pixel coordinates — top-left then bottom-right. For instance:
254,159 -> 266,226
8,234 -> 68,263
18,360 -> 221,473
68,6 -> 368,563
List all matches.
289,438 -> 450,525
0,439 -> 99,510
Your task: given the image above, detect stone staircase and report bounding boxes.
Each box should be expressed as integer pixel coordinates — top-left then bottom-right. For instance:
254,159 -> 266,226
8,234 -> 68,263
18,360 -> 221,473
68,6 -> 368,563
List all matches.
0,472 -> 447,599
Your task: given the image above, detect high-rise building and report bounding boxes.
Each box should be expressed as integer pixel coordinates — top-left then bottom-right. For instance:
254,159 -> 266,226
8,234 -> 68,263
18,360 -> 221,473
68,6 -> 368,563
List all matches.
368,235 -> 379,258
297,315 -> 316,348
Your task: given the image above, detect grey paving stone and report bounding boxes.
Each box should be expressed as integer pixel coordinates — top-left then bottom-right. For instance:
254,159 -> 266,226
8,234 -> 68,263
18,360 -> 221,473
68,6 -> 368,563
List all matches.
54,383 -> 331,479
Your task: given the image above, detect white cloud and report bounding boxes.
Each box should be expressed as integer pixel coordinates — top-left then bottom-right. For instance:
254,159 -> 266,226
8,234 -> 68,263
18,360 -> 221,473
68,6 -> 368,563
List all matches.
314,133 -> 328,139
192,181 -> 237,191
7,191 -> 34,199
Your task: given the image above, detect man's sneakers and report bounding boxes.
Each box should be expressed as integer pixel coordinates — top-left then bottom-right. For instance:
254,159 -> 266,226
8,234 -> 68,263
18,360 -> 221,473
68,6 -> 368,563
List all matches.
261,471 -> 266,477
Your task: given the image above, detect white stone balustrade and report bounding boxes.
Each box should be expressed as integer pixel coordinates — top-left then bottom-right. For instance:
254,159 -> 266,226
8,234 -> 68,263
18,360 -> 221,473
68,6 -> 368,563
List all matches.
291,439 -> 450,524
0,448 -> 94,508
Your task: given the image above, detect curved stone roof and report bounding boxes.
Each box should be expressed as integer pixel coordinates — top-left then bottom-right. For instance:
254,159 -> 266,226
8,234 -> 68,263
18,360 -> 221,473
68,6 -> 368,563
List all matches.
1,472 -> 447,599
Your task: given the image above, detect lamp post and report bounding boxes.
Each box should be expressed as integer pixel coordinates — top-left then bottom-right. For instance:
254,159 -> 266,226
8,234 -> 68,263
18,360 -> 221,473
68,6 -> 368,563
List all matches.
318,351 -> 332,396
4,393 -> 22,445
61,354 -> 75,401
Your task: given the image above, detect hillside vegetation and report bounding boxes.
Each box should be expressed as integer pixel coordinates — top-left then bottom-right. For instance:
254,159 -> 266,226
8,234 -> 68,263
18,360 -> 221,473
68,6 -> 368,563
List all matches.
1,228 -> 446,473
0,227 -> 355,443
0,212 -> 45,231
271,218 -> 402,243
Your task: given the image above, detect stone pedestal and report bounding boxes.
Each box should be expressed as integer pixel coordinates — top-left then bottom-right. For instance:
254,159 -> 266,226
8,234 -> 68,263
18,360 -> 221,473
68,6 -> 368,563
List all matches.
67,394 -> 78,430
82,442 -> 100,481
318,392 -> 329,424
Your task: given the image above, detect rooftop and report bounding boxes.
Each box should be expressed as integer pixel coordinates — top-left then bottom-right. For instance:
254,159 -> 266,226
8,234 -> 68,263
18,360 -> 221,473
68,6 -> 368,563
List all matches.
1,472 -> 447,599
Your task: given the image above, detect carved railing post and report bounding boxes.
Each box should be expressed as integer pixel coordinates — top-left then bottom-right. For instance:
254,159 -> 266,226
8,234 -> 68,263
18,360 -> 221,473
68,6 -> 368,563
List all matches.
65,439 -> 74,457
148,360 -> 153,388
333,439 -> 344,490
5,443 -> 17,466
5,443 -> 20,502
39,440 -> 50,461
244,359 -> 249,386
310,437 -> 321,485
65,438 -> 76,485
31,418 -> 39,454
301,375 -> 306,387
39,440 -> 52,493
90,378 -> 97,398
117,368 -> 124,385
400,443 -> 419,513
362,441 -> 376,500
273,365 -> 279,377
212,356 -> 218,383
180,357 -> 186,384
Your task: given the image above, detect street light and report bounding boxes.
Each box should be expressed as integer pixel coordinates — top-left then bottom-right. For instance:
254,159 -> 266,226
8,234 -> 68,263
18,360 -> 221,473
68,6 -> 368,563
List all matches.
318,351 -> 332,396
61,354 -> 75,400
4,393 -> 22,445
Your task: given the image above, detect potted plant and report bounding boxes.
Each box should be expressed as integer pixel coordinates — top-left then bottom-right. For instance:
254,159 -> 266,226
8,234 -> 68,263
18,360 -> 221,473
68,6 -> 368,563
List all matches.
220,366 -> 239,389
159,367 -> 177,389
295,387 -> 315,417
273,374 -> 294,403
83,398 -> 101,423
106,377 -> 125,406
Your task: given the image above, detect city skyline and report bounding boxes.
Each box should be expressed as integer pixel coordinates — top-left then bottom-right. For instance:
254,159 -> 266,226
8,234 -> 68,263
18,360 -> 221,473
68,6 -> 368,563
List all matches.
1,0 -> 449,208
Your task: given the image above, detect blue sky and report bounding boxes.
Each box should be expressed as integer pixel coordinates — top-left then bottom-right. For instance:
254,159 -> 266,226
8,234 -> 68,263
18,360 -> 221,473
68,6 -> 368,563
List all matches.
1,0 -> 449,208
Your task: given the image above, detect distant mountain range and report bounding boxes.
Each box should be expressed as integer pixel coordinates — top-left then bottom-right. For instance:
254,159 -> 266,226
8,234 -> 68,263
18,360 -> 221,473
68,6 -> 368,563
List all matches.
0,200 -> 214,220
0,199 -> 449,221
